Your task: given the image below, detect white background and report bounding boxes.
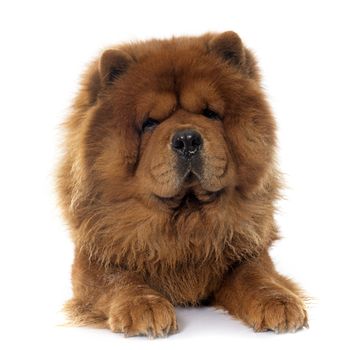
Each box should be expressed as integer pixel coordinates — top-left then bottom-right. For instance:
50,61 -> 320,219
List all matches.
1,1 -> 349,349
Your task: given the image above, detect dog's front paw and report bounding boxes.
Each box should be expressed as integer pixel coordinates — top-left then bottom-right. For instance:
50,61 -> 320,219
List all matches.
108,294 -> 178,338
252,294 -> 308,333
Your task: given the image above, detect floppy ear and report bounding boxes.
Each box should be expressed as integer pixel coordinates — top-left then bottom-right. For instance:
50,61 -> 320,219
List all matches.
209,31 -> 246,67
99,49 -> 133,84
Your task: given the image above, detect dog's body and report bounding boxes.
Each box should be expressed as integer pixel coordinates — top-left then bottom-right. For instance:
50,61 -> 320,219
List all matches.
56,32 -> 308,337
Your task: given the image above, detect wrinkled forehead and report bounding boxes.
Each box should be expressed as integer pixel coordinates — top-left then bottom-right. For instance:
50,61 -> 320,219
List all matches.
131,52 -> 226,121
135,81 -> 224,121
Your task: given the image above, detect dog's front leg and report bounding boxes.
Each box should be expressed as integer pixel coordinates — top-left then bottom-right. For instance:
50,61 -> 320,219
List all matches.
213,251 -> 308,333
65,251 -> 178,338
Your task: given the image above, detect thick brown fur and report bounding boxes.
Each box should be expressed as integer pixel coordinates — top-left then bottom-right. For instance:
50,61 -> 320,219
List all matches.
56,32 -> 308,337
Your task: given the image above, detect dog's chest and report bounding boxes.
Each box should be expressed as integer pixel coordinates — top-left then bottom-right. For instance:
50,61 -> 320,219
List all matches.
145,263 -> 227,305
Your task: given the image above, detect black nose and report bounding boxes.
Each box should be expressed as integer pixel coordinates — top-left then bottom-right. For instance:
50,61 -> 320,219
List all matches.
171,129 -> 202,158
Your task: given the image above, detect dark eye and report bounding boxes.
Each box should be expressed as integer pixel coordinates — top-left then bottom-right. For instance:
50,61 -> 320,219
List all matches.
142,118 -> 160,132
202,108 -> 222,120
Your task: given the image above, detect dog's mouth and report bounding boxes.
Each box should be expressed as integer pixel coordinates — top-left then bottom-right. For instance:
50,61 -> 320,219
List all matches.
182,170 -> 199,187
150,162 -> 226,210
153,183 -> 224,210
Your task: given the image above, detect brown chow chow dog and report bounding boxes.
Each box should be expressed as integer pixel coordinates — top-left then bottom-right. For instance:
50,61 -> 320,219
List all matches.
56,31 -> 308,337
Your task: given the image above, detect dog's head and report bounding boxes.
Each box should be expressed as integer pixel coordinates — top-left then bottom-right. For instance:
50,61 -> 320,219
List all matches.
79,32 -> 276,212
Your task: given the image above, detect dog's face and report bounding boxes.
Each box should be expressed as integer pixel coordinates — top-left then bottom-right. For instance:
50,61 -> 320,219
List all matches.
134,74 -> 236,205
84,32 -> 276,211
